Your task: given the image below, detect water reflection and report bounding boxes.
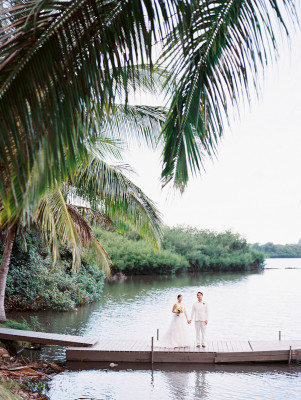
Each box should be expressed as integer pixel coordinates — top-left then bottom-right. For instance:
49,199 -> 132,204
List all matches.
49,363 -> 301,400
104,270 -> 262,294
66,361 -> 301,375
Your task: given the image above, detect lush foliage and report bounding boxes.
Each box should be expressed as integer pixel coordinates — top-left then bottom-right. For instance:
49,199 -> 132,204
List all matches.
252,242 -> 301,258
164,227 -> 264,271
94,226 -> 265,274
93,227 -> 188,274
0,232 -> 104,312
0,0 -> 296,224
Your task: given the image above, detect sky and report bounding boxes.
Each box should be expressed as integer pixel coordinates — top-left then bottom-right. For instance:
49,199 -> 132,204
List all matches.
124,29 -> 301,245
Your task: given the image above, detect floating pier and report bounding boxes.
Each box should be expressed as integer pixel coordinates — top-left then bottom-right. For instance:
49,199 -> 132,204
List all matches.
66,339 -> 301,364
0,328 -> 300,364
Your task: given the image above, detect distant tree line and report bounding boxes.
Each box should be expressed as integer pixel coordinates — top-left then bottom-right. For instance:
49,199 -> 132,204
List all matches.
252,242 -> 301,258
94,226 -> 265,275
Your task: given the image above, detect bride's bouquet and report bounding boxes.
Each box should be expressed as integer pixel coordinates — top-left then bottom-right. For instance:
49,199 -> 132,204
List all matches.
177,306 -> 183,316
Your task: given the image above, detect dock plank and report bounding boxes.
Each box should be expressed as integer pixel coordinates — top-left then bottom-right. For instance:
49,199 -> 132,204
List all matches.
0,328 -> 98,347
224,341 -> 231,352
214,350 -> 291,363
228,341 -> 235,352
250,340 -> 301,351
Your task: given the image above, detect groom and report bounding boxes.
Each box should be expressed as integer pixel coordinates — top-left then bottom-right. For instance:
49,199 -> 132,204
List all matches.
189,291 -> 208,348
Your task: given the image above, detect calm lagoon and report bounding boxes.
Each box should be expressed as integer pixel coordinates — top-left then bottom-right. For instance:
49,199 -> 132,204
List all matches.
10,258 -> 301,399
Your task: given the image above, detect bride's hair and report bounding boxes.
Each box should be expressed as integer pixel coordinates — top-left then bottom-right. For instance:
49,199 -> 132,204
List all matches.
177,294 -> 182,299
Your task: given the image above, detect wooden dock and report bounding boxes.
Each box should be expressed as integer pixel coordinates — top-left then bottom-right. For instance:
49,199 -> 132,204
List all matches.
66,339 -> 301,364
1,328 -> 300,364
0,328 -> 98,347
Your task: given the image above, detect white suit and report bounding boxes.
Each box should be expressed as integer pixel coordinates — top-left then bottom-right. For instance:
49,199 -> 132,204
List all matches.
190,301 -> 208,346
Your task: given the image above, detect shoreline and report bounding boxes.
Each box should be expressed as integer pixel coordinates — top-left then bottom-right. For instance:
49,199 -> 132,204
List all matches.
0,344 -> 64,400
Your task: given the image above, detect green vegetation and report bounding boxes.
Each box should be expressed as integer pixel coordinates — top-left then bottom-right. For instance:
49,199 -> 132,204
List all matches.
0,1 -> 295,220
0,317 -> 44,332
164,227 -> 264,271
0,1 -> 296,323
1,232 -> 104,312
252,243 -> 301,258
0,378 -> 23,400
1,227 -> 264,313
95,226 -> 264,275
0,2 -> 295,397
0,318 -> 33,331
0,145 -> 164,321
94,228 -> 188,275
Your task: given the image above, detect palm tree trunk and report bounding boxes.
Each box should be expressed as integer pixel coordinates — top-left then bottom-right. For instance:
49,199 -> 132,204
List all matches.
0,222 -> 17,322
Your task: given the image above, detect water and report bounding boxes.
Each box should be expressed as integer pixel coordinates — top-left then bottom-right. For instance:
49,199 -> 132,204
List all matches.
49,364 -> 301,400
9,258 -> 301,399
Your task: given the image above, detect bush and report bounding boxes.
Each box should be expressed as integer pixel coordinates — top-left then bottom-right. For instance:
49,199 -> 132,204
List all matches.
93,227 -> 189,274
163,226 -> 265,271
1,232 -> 104,312
93,226 -> 264,275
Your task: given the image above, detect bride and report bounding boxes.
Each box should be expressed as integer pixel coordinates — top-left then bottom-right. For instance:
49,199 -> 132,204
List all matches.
157,294 -> 191,348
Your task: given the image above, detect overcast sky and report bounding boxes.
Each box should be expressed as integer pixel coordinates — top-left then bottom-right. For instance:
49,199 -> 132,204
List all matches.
124,29 -> 301,245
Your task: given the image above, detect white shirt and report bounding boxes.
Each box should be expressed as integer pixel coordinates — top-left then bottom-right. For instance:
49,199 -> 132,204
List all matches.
190,301 -> 208,322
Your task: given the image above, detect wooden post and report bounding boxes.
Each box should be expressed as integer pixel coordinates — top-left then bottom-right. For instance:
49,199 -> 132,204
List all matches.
279,331 -> 281,341
288,346 -> 292,365
151,336 -> 154,364
157,329 -> 159,341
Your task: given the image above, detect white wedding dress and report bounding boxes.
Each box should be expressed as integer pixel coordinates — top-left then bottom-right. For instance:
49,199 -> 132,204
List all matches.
157,303 -> 191,348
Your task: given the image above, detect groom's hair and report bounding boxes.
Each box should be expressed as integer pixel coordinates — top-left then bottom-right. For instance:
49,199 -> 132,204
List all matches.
197,291 -> 203,295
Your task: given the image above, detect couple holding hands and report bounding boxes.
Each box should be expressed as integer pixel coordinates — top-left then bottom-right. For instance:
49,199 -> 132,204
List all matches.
157,292 -> 208,349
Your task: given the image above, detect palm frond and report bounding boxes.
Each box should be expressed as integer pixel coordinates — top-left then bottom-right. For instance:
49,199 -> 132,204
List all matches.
112,64 -> 171,103
0,101 -> 165,225
35,187 -> 111,274
67,204 -> 111,274
0,0 -> 166,219
67,205 -> 113,229
35,188 -> 82,270
71,156 -> 163,250
159,0 -> 297,190
99,104 -> 167,148
0,0 -> 297,212
86,233 -> 111,276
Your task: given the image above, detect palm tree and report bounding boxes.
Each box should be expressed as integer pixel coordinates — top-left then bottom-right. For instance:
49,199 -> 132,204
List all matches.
0,65 -> 166,322
0,0 -> 297,320
0,147 -> 163,321
0,0 -> 296,218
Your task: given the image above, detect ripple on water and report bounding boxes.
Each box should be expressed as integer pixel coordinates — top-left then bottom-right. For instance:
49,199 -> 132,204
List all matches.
48,366 -> 301,400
